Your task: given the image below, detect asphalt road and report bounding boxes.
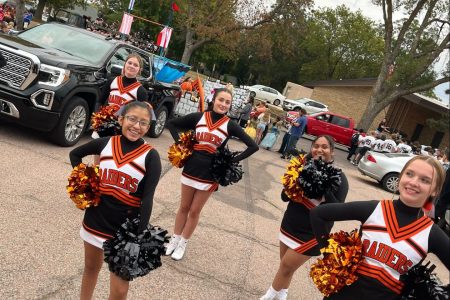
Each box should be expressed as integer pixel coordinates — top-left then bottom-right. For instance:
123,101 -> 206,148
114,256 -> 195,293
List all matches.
0,121 -> 447,299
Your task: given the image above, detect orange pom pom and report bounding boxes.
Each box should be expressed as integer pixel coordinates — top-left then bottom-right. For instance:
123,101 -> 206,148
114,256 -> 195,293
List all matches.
67,163 -> 101,210
310,229 -> 363,297
281,154 -> 309,203
168,131 -> 196,168
91,105 -> 120,131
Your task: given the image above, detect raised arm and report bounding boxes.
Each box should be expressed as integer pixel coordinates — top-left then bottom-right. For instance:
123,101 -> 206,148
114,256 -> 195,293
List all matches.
227,121 -> 258,162
138,148 -> 162,232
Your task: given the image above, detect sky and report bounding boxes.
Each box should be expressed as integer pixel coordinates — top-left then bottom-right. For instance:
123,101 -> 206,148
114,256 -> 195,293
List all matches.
311,0 -> 450,104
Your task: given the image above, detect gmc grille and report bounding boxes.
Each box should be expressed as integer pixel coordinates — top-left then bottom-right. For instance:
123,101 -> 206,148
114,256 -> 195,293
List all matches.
0,45 -> 40,90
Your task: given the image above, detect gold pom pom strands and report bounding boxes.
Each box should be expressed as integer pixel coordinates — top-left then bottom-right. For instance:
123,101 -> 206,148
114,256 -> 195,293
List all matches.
281,154 -> 308,203
67,163 -> 101,210
91,105 -> 119,131
310,229 -> 363,297
168,131 -> 196,168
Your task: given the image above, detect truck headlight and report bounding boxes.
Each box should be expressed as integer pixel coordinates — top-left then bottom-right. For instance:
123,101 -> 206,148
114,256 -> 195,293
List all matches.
38,64 -> 70,87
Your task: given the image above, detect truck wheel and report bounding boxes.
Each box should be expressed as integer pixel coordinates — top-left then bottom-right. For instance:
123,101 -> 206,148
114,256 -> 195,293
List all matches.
382,173 -> 400,193
50,97 -> 88,146
149,106 -> 168,138
273,99 -> 281,106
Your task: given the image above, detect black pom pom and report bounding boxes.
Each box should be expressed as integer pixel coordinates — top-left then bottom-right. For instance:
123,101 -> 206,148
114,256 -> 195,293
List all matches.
103,218 -> 168,281
211,147 -> 244,187
298,157 -> 342,199
401,261 -> 449,300
97,120 -> 121,137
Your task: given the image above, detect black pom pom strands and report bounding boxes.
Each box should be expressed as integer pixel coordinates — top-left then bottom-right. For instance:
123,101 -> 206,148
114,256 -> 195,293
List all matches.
103,218 -> 168,281
298,157 -> 342,200
211,147 -> 244,187
401,261 -> 449,300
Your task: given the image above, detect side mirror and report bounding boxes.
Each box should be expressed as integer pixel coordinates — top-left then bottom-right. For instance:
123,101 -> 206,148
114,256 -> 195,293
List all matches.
110,64 -> 123,76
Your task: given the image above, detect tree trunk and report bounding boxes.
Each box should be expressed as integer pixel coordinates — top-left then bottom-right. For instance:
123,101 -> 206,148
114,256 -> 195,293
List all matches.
180,28 -> 208,64
15,0 -> 26,30
33,0 -> 47,22
181,43 -> 195,65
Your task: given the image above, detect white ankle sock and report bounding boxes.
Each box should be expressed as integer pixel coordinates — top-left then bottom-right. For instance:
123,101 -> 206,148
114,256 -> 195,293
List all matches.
261,286 -> 278,299
179,237 -> 188,244
278,288 -> 288,300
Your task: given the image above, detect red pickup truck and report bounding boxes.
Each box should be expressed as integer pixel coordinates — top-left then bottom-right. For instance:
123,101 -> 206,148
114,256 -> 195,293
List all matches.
304,112 -> 357,146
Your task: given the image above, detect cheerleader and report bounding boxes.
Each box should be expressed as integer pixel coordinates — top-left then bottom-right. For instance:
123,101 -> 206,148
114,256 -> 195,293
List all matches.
165,88 -> 258,260
261,135 -> 349,300
310,155 -> 449,300
69,101 -> 161,300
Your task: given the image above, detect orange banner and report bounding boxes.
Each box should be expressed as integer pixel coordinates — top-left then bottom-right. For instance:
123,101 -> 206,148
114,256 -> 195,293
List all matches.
191,78 -> 205,112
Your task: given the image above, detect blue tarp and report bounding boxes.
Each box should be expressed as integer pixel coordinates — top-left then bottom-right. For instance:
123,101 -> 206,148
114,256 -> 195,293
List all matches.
154,56 -> 191,83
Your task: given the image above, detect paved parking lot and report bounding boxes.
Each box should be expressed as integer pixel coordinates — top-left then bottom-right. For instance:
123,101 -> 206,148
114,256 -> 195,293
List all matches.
0,121 -> 447,299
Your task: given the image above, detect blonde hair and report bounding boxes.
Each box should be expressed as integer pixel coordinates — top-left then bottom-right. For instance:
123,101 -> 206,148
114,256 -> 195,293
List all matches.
399,155 -> 445,204
262,111 -> 271,122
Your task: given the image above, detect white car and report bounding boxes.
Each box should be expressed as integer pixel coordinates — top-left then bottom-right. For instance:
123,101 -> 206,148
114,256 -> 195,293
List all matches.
282,98 -> 328,114
247,85 -> 286,106
358,151 -> 415,193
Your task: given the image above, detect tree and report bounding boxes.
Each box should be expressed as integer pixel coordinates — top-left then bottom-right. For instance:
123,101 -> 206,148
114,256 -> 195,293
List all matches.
427,113 -> 449,132
357,0 -> 450,130
299,6 -> 384,82
175,0 -> 313,64
15,0 -> 26,30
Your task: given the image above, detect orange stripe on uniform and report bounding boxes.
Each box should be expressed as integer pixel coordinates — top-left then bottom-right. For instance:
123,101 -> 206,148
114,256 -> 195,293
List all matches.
82,221 -> 114,239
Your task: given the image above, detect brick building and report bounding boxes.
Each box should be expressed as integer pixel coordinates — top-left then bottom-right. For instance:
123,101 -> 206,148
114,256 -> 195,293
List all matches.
286,78 -> 449,148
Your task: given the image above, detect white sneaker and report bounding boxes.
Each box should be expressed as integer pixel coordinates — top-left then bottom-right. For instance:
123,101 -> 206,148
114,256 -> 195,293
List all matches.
171,239 -> 187,260
165,235 -> 180,256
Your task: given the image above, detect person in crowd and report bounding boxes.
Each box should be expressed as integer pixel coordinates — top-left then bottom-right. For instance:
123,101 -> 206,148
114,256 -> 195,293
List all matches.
347,129 -> 364,161
310,155 -> 449,300
260,135 -> 349,300
277,108 -> 300,155
225,82 -> 234,94
396,138 -> 412,154
253,101 -> 268,118
372,134 -> 386,153
23,11 -> 33,28
260,117 -> 283,150
238,95 -> 255,128
69,101 -> 161,300
411,141 -> 422,155
165,88 -> 258,261
256,109 -> 271,144
180,77 -> 193,94
244,115 -> 258,140
280,109 -> 307,159
376,118 -> 390,134
352,131 -> 376,165
381,134 -> 398,153
422,146 -> 434,157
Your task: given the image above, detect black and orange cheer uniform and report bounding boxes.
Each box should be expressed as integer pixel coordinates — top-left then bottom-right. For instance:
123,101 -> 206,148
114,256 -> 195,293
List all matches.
69,135 -> 161,249
101,76 -> 148,106
167,110 -> 258,191
279,166 -> 348,256
310,199 -> 450,300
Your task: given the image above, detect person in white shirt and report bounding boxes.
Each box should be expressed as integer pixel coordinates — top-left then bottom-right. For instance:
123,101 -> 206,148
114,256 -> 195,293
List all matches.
372,134 -> 386,152
381,135 -> 397,153
352,131 -> 376,165
396,138 -> 412,153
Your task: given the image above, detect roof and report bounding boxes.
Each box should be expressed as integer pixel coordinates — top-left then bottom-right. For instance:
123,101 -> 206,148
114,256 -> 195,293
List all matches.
302,78 -> 377,88
404,93 -> 449,113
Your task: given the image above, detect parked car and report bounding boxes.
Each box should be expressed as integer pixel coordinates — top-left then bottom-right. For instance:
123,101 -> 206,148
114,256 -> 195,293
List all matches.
358,151 -> 415,193
0,23 -> 186,146
305,112 -> 357,146
282,98 -> 328,114
247,85 -> 286,106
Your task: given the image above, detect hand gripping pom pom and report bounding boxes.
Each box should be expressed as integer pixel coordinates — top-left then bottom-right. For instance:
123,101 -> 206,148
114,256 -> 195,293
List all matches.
298,157 -> 342,200
103,218 -> 169,281
281,154 -> 309,203
168,131 -> 196,168
400,261 -> 449,300
66,163 -> 101,210
310,229 -> 363,297
91,105 -> 121,137
211,146 -> 244,186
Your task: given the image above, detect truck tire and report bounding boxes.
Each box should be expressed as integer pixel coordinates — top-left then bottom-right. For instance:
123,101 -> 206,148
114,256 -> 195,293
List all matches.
50,97 -> 89,147
149,106 -> 168,138
382,173 -> 400,193
273,99 -> 281,106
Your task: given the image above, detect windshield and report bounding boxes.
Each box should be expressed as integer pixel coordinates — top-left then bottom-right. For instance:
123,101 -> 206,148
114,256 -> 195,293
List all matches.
18,24 -> 114,64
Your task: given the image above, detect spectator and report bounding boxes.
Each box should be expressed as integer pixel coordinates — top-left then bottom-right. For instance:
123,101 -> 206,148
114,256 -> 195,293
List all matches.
238,95 -> 254,128
352,131 -> 376,165
372,134 -> 386,153
281,109 -> 307,159
347,129 -> 364,161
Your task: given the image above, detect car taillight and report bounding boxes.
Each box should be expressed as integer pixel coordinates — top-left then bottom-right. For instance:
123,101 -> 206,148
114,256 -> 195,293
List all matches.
367,154 -> 377,163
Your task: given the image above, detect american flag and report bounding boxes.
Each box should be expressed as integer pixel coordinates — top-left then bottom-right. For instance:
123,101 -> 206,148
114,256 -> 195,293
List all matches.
119,13 -> 133,35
